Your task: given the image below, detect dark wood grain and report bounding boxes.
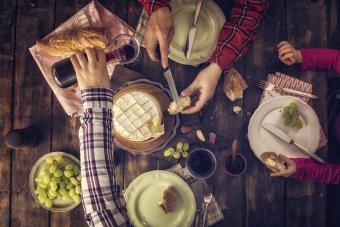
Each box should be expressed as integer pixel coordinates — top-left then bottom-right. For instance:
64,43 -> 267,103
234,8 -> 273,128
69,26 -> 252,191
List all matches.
285,1 -> 328,227
0,0 -> 16,226
242,1 -> 287,227
11,0 -> 55,226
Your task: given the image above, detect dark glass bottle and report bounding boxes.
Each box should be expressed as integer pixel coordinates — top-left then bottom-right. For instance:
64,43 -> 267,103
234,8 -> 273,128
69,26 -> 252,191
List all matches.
5,127 -> 39,149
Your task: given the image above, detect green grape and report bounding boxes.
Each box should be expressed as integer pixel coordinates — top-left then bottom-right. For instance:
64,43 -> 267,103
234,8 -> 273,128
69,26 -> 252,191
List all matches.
54,154 -> 63,162
54,170 -> 63,178
64,170 -> 73,178
49,164 -> 57,174
182,151 -> 189,158
38,182 -> 48,189
46,156 -> 54,164
35,176 -> 43,183
72,194 -> 81,203
70,177 -> 78,186
40,168 -> 49,177
69,188 -> 76,197
52,177 -> 61,184
65,164 -> 73,171
47,191 -> 55,200
45,198 -> 53,208
38,194 -> 46,203
163,148 -> 173,157
173,151 -> 181,159
62,194 -> 72,201
66,182 -> 73,190
176,142 -> 183,150
50,181 -> 58,191
73,166 -> 80,175
183,143 -> 189,152
43,175 -> 51,184
59,181 -> 66,189
77,175 -> 81,181
35,186 -> 44,195
284,118 -> 292,126
48,189 -> 58,198
75,185 -> 81,195
59,188 -> 67,196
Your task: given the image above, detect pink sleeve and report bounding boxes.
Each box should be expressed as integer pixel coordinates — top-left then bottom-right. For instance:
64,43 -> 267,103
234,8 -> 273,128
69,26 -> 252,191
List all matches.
292,158 -> 340,184
300,48 -> 340,74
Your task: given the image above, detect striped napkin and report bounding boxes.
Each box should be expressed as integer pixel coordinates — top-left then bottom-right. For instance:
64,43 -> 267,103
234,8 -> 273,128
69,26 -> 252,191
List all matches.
168,164 -> 224,226
260,72 -> 328,148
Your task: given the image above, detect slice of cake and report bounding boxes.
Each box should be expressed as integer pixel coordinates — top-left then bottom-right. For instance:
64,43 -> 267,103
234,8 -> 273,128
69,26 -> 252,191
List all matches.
158,186 -> 177,214
113,90 -> 164,142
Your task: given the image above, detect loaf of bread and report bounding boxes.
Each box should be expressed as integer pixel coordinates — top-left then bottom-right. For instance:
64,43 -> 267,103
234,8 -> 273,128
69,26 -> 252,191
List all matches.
223,68 -> 248,102
36,28 -> 108,57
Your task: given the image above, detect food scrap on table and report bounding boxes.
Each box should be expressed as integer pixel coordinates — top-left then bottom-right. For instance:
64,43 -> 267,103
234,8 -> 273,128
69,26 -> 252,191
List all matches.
196,129 -> 206,142
233,105 -> 242,114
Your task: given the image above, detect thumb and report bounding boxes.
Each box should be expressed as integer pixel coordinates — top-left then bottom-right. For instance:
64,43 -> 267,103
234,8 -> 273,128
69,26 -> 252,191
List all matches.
279,154 -> 293,164
181,82 -> 198,97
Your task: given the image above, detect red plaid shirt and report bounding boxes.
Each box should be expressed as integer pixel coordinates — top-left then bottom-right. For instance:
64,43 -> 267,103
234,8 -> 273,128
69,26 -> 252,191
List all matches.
139,0 -> 265,73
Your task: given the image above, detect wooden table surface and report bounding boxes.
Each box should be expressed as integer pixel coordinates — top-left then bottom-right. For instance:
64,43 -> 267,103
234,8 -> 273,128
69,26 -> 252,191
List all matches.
0,0 -> 337,226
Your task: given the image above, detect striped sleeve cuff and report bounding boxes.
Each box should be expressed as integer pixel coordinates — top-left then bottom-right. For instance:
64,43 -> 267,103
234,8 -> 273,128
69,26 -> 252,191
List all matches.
81,87 -> 114,109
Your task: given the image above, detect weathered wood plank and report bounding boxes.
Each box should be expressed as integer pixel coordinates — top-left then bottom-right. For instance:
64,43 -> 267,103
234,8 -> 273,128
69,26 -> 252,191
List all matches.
0,0 -> 16,226
285,1 -> 328,227
242,1 -> 286,227
11,0 -> 55,226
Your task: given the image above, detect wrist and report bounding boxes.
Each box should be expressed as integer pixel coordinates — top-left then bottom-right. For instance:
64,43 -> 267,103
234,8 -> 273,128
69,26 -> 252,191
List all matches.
81,87 -> 114,109
209,63 -> 222,79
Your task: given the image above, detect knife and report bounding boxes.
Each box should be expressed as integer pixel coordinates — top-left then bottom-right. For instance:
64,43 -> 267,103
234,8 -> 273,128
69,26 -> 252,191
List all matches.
184,0 -> 203,59
163,67 -> 182,111
261,123 -> 325,164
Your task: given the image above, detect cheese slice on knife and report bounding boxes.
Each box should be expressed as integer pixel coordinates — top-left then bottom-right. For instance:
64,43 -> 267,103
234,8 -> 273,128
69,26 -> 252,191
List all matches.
112,91 -> 164,142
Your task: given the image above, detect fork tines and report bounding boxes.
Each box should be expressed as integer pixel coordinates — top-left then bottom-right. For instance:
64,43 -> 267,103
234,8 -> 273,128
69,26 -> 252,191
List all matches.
256,80 -> 267,89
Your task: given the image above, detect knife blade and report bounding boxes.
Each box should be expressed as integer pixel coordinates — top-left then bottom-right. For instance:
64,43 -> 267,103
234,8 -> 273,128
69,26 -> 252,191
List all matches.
261,123 -> 325,164
163,67 -> 182,111
184,0 -> 203,58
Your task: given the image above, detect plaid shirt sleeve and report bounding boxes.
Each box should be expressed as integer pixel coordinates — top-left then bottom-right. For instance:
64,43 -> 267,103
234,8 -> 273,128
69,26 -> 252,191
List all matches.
138,0 -> 170,15
209,0 -> 265,73
79,87 -> 130,227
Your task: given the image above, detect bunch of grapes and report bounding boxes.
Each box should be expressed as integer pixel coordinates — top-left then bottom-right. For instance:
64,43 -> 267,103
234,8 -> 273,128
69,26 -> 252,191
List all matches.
282,102 -> 303,129
34,154 -> 81,208
163,142 -> 190,159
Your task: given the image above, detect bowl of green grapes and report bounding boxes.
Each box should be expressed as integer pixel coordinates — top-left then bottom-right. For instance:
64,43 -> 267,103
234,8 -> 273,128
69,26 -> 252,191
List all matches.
29,152 -> 81,212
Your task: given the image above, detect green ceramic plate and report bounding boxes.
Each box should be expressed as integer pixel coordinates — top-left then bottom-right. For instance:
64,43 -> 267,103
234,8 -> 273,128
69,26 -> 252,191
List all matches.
169,0 -> 226,65
125,170 -> 196,227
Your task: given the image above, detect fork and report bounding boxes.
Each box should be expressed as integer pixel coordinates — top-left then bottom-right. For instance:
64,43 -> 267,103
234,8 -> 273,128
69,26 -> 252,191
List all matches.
202,185 -> 213,227
257,80 -> 318,99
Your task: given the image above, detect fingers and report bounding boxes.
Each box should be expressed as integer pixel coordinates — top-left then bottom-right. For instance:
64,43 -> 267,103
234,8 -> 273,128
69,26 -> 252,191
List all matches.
270,170 -> 291,177
84,47 -> 96,64
278,46 -> 294,56
95,47 -> 106,64
277,41 -> 289,48
75,50 -> 88,68
144,34 -> 160,62
182,90 -> 208,114
70,54 -> 81,72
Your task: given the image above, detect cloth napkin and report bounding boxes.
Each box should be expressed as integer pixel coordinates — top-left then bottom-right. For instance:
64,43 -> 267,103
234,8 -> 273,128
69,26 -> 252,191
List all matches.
168,164 -> 224,226
29,1 -> 134,117
260,72 -> 328,148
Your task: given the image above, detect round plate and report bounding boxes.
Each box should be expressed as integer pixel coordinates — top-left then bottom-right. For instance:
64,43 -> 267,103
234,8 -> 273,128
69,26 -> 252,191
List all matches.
248,96 -> 321,159
125,170 -> 196,227
29,152 -> 81,212
169,0 -> 226,65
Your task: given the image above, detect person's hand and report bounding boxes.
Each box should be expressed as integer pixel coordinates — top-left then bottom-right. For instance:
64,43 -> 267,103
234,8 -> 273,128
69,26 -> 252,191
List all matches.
144,7 -> 174,68
181,63 -> 222,114
270,155 -> 297,177
70,47 -> 110,90
277,41 -> 302,65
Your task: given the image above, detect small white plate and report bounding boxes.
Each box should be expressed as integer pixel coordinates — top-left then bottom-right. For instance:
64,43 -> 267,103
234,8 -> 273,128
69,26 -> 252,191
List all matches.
169,0 -> 226,65
248,96 -> 321,159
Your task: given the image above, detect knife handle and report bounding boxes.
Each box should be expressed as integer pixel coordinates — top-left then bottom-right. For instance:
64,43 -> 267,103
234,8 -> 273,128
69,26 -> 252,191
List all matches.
294,142 -> 325,164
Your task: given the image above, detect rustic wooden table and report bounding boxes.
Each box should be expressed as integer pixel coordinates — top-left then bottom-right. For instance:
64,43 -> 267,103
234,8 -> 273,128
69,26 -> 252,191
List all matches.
0,0 -> 337,226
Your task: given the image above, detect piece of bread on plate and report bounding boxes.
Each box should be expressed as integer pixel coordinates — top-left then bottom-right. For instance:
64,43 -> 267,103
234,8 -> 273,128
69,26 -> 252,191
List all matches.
158,186 -> 177,214
36,28 -> 108,57
260,152 -> 287,172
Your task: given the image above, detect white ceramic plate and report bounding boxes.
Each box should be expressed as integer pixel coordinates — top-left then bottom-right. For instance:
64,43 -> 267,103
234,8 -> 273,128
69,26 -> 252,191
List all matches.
248,96 -> 321,159
124,170 -> 196,227
169,0 -> 226,65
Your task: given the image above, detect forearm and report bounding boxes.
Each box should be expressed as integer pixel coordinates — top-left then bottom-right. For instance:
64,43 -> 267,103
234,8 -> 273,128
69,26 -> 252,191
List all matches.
209,0 -> 265,72
301,48 -> 340,74
139,0 -> 170,15
292,158 -> 340,184
79,88 -> 129,227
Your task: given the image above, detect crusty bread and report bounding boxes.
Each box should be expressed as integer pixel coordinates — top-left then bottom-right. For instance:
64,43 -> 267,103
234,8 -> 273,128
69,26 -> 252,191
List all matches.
36,28 -> 108,57
223,68 -> 248,102
167,96 -> 191,115
158,186 -> 177,214
260,152 -> 287,172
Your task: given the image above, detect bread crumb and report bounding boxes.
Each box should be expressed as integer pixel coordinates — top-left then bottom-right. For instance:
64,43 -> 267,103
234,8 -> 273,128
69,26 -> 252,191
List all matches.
233,106 -> 242,114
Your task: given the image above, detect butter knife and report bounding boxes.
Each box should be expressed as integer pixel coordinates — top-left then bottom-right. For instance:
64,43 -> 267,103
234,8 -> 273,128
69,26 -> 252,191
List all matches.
184,0 -> 203,58
163,67 -> 182,111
